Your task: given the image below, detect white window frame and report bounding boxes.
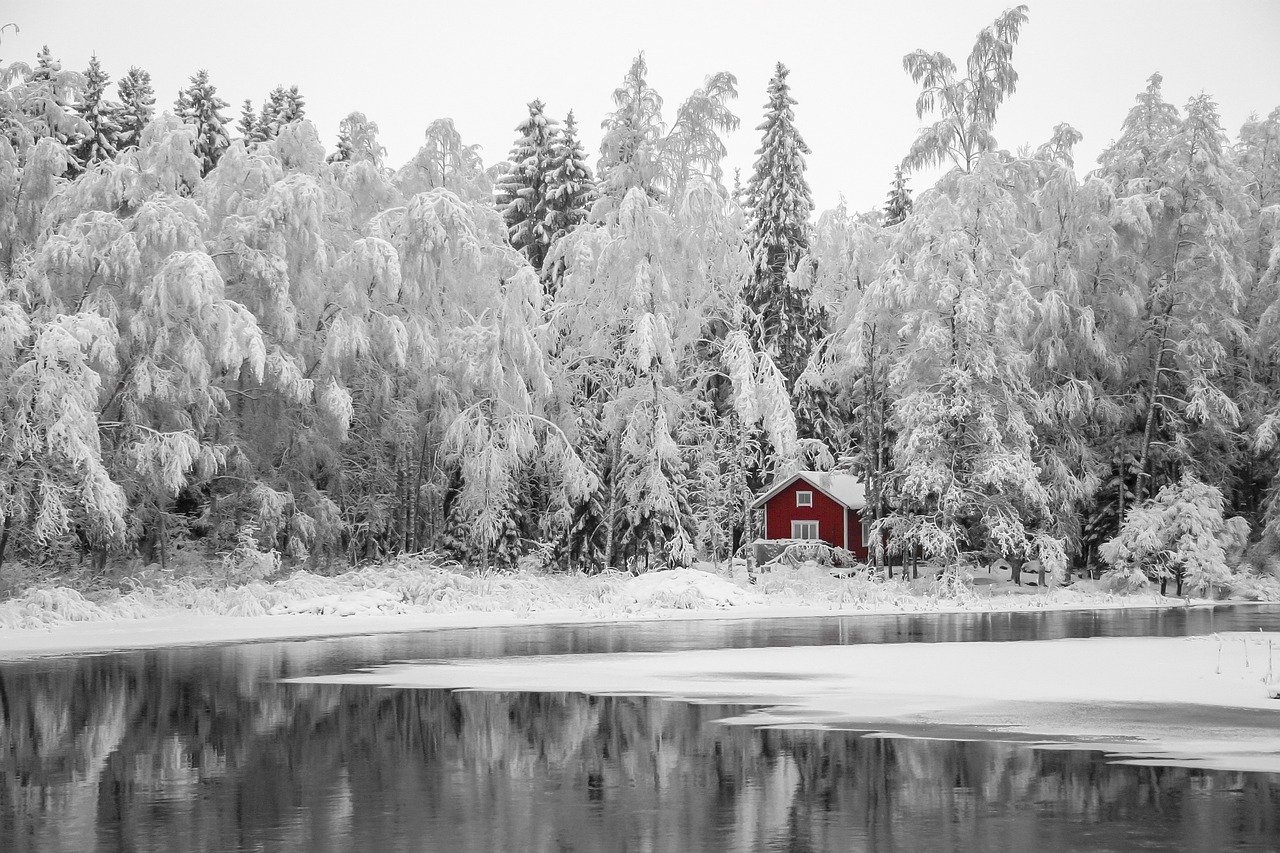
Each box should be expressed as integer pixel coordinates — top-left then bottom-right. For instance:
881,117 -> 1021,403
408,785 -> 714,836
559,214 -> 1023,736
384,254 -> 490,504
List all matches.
791,520 -> 820,540
795,490 -> 813,508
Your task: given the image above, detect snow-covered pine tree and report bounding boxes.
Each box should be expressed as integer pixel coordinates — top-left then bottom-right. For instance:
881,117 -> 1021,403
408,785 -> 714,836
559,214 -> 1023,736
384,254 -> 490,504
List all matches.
1101,473 -> 1247,596
71,55 -> 119,172
0,305 -> 128,570
816,202 -> 898,570
253,86 -> 287,141
115,67 -> 155,151
1012,127 -> 1121,577
547,184 -> 745,571
494,99 -> 559,274
28,45 -> 83,148
541,110 -> 596,289
882,166 -> 912,226
28,114 -> 264,569
328,125 -> 353,163
237,98 -> 257,140
175,69 -> 231,175
278,85 -> 305,125
1241,107 -> 1280,533
1098,82 -> 1249,506
901,5 -> 1029,173
0,49 -> 83,275
743,62 -> 820,393
880,157 -> 1063,578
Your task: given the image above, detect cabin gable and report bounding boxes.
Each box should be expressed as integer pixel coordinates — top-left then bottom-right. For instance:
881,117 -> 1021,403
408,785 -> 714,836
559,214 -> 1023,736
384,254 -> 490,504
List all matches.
763,478 -> 847,550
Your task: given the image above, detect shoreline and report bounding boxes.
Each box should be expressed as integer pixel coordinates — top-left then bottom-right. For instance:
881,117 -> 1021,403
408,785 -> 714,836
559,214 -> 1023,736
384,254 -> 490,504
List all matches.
0,595 -> 1270,660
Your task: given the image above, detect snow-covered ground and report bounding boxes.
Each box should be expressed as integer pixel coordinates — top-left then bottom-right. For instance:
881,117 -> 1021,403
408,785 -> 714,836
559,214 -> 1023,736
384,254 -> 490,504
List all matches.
0,558 -> 1269,659
293,631 -> 1280,773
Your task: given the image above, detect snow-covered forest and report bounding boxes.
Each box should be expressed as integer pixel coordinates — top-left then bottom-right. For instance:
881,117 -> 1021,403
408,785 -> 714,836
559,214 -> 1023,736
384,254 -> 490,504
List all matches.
2,7 -> 1279,598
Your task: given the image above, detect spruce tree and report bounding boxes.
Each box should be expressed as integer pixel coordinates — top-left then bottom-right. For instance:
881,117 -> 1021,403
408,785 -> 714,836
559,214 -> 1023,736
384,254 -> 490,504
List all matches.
743,62 -> 819,393
30,45 -> 78,146
279,85 -> 305,124
494,99 -> 560,273
71,55 -> 120,171
238,98 -> 258,140
253,87 -> 285,141
328,126 -> 354,163
115,67 -> 155,151
542,110 -> 596,288
882,166 -> 912,226
252,85 -> 305,141
175,69 -> 231,176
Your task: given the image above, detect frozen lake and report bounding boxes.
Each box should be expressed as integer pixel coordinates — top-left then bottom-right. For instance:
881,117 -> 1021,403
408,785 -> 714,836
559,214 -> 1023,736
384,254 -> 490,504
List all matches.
2,605 -> 1278,851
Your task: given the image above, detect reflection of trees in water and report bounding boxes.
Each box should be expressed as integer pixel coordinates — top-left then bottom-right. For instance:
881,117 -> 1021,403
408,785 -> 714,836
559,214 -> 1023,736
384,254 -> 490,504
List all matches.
1,654 -> 1278,852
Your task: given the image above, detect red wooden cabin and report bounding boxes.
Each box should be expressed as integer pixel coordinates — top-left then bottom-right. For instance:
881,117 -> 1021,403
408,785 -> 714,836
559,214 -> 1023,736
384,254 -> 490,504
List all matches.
751,471 -> 871,561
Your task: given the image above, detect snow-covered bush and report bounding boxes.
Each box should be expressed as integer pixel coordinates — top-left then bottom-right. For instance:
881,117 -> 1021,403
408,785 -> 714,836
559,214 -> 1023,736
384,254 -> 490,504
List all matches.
219,525 -> 282,585
767,540 -> 860,569
1100,475 -> 1247,596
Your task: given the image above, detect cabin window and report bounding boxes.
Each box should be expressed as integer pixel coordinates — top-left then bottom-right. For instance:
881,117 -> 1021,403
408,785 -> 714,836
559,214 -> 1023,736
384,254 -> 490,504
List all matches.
791,520 -> 820,540
861,518 -> 872,548
795,490 -> 813,507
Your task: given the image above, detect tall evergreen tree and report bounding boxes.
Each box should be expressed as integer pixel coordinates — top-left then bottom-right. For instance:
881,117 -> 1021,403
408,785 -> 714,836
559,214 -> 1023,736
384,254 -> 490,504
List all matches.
115,67 -> 155,151
277,84 -> 305,125
29,45 -> 79,146
882,166 -> 912,226
542,110 -> 597,289
251,84 -> 305,142
743,62 -> 819,393
175,69 -> 230,176
237,98 -> 258,140
494,99 -> 559,272
1097,79 -> 1249,506
71,55 -> 119,171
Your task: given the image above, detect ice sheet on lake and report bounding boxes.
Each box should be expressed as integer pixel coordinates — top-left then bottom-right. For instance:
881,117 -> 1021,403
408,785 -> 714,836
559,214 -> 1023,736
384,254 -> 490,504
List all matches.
292,633 -> 1280,773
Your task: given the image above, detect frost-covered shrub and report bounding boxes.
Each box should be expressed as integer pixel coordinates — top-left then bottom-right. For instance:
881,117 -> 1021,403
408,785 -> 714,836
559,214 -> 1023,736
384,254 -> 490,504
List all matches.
928,565 -> 977,602
1100,474 -> 1246,595
1244,526 -> 1280,581
1227,572 -> 1280,602
0,586 -> 104,628
219,525 -> 282,585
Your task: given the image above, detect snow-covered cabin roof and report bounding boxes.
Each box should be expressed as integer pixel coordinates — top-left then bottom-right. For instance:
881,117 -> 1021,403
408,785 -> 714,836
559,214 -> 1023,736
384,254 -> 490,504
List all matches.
751,471 -> 867,511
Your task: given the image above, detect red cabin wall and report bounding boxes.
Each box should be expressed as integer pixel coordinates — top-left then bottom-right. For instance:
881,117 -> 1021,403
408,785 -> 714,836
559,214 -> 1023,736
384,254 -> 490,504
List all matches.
847,508 -> 869,562
764,481 -> 847,550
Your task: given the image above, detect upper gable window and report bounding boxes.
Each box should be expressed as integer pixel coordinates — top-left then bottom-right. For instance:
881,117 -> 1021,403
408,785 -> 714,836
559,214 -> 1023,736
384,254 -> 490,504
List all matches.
796,490 -> 813,507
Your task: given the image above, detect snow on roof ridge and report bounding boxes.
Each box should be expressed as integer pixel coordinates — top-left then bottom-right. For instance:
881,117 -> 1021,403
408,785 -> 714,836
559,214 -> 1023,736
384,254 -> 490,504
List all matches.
751,470 -> 867,510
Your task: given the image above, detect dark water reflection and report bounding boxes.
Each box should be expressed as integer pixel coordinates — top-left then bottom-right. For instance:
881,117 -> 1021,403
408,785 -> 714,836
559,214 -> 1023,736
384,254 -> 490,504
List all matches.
2,605 -> 1279,851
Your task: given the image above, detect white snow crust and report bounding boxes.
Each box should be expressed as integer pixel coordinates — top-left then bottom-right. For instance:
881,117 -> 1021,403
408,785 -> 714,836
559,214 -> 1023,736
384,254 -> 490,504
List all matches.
293,632 -> 1280,772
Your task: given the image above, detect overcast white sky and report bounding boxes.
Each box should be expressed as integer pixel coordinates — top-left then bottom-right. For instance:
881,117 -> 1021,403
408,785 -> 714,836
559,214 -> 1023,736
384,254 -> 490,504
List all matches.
6,0 -> 1279,211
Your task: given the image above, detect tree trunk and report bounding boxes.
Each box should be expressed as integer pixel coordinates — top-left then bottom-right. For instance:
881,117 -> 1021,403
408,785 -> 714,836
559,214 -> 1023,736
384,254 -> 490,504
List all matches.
157,513 -> 168,574
0,516 -> 10,578
1010,555 -> 1023,586
412,431 -> 430,553
604,435 -> 619,573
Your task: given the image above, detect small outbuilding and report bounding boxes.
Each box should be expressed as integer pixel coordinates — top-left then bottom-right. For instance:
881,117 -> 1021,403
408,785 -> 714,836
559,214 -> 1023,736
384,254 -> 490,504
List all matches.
751,471 -> 871,561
